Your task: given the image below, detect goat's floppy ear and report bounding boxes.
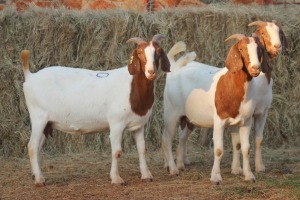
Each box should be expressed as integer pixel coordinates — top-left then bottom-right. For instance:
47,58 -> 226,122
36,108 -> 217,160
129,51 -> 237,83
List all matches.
225,44 -> 243,73
259,44 -> 273,73
279,28 -> 288,56
273,20 -> 289,56
160,48 -> 170,72
128,49 -> 140,75
254,37 -> 272,73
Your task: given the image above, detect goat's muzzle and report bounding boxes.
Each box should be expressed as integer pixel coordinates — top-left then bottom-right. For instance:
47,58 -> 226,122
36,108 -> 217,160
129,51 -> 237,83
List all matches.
146,69 -> 156,80
249,65 -> 261,77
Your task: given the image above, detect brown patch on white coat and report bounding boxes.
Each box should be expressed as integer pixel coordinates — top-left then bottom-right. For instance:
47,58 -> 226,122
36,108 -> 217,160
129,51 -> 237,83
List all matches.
127,35 -> 170,116
215,34 -> 271,120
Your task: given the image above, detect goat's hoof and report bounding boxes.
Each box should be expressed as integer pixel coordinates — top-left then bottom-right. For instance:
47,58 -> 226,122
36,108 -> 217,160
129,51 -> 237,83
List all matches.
245,178 -> 256,183
141,171 -> 153,181
213,181 -> 222,185
166,166 -> 170,172
244,173 -> 256,183
231,167 -> 243,175
112,182 -> 126,186
184,160 -> 191,166
34,176 -> 45,187
178,167 -> 185,172
210,174 -> 222,184
141,177 -> 153,182
255,165 -> 266,173
111,176 -> 126,186
176,163 -> 186,171
35,182 -> 46,187
169,168 -> 180,176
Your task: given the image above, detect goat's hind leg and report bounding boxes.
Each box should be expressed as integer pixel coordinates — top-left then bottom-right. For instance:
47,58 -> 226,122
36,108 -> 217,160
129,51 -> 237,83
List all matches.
28,117 -> 48,186
176,118 -> 193,171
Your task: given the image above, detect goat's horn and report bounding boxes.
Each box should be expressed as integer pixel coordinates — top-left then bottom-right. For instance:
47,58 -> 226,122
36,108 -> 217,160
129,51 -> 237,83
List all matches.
225,34 -> 245,42
152,34 -> 164,43
248,21 -> 267,27
271,20 -> 277,24
126,37 -> 146,45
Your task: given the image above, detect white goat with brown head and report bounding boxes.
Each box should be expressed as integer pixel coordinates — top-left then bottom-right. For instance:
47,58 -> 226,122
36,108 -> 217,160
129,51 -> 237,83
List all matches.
21,34 -> 170,186
162,34 -> 271,184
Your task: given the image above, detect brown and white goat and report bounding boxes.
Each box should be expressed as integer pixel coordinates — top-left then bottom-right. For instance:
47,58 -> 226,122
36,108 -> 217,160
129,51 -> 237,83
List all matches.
21,34 -> 170,186
164,20 -> 288,181
230,20 -> 288,175
162,34 -> 271,184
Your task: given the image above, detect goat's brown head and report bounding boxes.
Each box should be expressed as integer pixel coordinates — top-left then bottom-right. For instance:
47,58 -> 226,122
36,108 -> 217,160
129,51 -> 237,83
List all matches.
248,20 -> 288,60
225,34 -> 265,77
127,34 -> 170,80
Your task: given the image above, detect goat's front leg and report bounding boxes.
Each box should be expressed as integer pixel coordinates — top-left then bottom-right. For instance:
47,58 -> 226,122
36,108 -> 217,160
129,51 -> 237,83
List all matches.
230,126 -> 243,175
134,127 -> 153,181
239,119 -> 255,182
109,125 -> 125,185
254,111 -> 268,173
210,123 -> 224,184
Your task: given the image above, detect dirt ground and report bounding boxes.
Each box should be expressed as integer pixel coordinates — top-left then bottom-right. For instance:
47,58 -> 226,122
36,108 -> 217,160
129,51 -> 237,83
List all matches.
1,145 -> 299,200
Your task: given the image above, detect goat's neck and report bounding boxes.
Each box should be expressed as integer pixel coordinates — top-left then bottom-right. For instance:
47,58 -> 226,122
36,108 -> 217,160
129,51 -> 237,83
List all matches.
215,68 -> 252,119
129,72 -> 154,116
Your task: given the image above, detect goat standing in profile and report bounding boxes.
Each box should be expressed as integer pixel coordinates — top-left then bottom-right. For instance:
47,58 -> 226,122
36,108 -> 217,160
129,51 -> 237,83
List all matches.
21,34 -> 170,186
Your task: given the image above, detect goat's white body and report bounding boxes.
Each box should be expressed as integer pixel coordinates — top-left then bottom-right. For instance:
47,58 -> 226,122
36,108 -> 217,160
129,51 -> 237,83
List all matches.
24,66 -> 151,135
23,35 -> 170,186
24,66 -> 153,186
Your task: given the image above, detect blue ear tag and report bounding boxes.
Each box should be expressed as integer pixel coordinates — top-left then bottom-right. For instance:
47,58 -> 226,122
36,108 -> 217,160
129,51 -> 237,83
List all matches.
96,72 -> 109,78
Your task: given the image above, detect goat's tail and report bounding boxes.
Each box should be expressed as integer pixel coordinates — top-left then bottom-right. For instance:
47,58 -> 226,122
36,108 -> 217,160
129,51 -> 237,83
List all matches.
175,51 -> 197,69
20,50 -> 31,79
167,41 -> 186,71
167,41 -> 197,72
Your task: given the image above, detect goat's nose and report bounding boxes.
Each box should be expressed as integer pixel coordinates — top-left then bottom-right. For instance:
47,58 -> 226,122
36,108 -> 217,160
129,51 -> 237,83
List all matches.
251,65 -> 261,72
148,69 -> 155,75
274,44 -> 282,49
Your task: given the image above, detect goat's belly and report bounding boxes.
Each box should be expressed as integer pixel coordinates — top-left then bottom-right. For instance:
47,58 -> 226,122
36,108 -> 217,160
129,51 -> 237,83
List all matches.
52,119 -> 109,135
185,89 -> 214,128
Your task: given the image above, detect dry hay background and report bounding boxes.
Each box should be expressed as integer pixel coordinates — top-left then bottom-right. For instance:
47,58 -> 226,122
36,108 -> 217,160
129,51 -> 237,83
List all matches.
0,3 -> 299,157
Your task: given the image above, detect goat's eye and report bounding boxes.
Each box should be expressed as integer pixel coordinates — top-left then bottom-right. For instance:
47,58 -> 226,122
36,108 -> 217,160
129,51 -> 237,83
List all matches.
239,48 -> 243,52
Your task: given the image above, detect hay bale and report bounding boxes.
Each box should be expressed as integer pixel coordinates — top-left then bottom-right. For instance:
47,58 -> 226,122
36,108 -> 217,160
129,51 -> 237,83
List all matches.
0,4 -> 299,157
